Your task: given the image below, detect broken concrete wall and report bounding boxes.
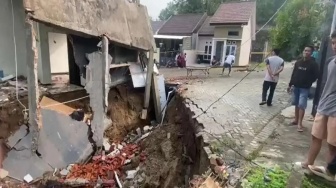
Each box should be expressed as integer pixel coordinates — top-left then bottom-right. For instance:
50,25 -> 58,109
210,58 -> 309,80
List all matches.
0,0 -> 27,77
26,0 -> 155,51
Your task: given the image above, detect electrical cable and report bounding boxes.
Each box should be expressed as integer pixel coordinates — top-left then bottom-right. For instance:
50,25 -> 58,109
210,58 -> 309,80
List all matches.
10,0 -> 28,113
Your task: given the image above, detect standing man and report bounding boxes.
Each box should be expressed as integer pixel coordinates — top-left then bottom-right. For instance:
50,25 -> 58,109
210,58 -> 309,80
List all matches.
259,49 -> 284,107
222,53 -> 235,76
297,32 -> 336,180
288,46 -> 319,132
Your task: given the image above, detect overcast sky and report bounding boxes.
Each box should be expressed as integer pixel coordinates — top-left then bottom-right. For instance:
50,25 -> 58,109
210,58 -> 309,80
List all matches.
141,0 -> 172,20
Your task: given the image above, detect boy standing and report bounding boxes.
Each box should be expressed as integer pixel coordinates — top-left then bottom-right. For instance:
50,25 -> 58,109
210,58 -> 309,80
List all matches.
288,46 -> 319,132
260,49 -> 284,107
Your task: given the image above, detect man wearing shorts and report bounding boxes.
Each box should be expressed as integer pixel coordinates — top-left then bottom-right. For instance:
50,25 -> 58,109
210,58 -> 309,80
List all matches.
222,53 -> 235,76
300,32 -> 336,180
287,46 -> 319,132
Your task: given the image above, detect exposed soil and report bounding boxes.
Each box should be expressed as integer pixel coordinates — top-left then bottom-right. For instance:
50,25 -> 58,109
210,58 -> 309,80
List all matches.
130,95 -> 195,188
105,84 -> 146,143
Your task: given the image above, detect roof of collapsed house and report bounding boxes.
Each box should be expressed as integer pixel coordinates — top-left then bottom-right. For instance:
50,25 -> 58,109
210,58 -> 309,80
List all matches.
24,0 -> 155,51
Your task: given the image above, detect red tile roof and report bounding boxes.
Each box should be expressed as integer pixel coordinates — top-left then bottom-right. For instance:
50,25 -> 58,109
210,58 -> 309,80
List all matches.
210,1 -> 256,25
157,13 -> 207,35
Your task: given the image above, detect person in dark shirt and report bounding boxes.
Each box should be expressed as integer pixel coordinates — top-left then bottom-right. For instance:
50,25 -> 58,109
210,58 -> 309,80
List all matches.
287,46 -> 319,132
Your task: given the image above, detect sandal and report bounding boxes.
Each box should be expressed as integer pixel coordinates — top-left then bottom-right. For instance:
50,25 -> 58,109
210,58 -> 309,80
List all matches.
297,128 -> 304,132
308,165 -> 336,182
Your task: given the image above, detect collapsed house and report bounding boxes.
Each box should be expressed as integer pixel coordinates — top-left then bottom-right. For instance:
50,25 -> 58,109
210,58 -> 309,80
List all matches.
0,0 -> 162,183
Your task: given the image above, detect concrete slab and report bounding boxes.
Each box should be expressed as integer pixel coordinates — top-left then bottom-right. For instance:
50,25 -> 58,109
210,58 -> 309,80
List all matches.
2,149 -> 53,181
13,132 -> 33,151
38,109 -> 93,168
7,125 -> 28,148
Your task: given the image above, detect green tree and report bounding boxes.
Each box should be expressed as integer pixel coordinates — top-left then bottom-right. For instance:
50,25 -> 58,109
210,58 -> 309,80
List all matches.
270,0 -> 328,60
256,0 -> 286,25
158,2 -> 178,21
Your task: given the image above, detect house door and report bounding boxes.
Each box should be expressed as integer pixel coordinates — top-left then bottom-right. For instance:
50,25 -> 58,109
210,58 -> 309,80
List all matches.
215,41 -> 224,62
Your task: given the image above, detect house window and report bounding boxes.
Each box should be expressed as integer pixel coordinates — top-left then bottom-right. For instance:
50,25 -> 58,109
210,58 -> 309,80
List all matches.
204,43 -> 212,60
228,31 -> 239,36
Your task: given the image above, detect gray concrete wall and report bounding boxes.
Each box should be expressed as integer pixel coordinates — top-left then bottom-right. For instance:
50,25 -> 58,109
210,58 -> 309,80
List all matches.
27,0 -> 155,51
0,0 -> 27,77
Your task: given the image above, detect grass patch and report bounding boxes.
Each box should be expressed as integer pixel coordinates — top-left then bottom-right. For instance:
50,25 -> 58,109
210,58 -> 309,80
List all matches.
241,165 -> 290,188
302,175 -> 336,188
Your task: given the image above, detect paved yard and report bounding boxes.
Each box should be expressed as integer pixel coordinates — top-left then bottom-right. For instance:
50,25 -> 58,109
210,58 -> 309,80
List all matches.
161,65 -> 292,150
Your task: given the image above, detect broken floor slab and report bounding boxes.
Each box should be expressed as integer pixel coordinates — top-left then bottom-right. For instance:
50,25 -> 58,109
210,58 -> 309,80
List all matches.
2,149 -> 53,181
38,109 -> 93,168
7,125 -> 28,148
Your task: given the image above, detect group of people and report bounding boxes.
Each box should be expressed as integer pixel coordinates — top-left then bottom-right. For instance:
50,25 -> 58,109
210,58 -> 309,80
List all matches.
211,53 -> 236,76
261,31 -> 336,181
175,52 -> 186,68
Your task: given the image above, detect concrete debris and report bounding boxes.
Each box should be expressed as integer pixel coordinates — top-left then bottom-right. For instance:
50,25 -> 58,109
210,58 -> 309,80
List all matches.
126,169 -> 138,179
0,169 -> 8,179
6,125 -> 28,148
3,97 -> 93,182
103,138 -> 111,151
64,178 -> 90,185
0,94 -> 9,102
143,125 -> 153,133
3,149 -> 53,181
38,109 -> 93,168
60,169 -> 69,176
136,128 -> 142,136
23,174 -> 33,183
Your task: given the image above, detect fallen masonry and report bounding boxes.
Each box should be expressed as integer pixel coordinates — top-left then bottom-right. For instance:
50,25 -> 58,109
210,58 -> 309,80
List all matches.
0,81 -> 249,187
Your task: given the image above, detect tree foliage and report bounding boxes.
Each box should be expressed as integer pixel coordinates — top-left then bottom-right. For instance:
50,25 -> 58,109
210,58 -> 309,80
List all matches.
158,0 -> 287,26
270,0 -> 329,60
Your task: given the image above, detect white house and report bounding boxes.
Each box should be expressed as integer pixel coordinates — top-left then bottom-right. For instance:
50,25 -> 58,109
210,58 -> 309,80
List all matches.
197,1 -> 256,66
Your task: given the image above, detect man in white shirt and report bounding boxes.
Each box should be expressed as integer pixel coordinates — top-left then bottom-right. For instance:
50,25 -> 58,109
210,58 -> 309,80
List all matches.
222,54 -> 235,76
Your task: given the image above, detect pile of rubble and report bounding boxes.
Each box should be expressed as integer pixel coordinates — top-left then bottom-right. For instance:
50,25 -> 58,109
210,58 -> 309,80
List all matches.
57,143 -> 147,187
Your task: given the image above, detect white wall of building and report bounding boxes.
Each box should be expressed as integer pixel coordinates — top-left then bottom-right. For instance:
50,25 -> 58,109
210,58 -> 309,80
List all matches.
48,32 -> 69,74
197,36 -> 213,54
0,0 -> 27,77
239,18 -> 252,66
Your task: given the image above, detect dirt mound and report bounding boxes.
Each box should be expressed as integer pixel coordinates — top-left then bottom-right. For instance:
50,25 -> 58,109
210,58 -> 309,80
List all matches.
0,102 -> 25,139
105,84 -> 145,142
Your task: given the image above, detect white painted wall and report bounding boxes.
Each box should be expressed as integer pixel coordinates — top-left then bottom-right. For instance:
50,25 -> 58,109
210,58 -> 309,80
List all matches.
197,36 -> 213,54
239,18 -> 252,66
48,32 -> 69,74
0,0 -> 26,77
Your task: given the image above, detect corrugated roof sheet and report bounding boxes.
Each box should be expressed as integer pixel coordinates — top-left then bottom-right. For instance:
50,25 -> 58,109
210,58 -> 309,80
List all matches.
210,1 -> 256,25
157,13 -> 206,35
198,16 -> 214,36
